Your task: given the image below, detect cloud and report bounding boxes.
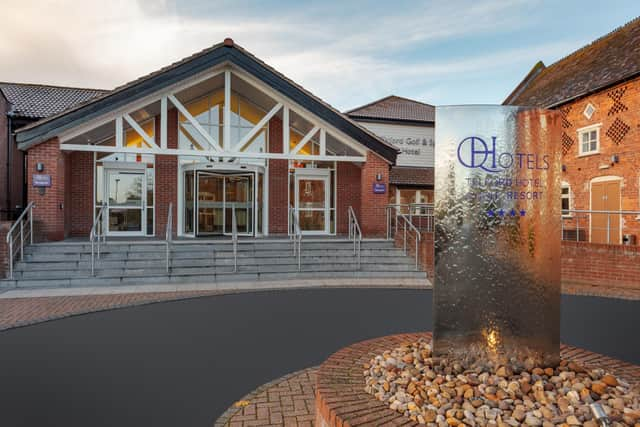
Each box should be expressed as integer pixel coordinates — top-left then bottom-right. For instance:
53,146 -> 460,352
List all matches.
0,0 -> 578,108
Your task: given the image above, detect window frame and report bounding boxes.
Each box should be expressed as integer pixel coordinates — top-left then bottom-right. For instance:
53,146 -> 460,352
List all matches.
577,123 -> 601,156
561,181 -> 572,218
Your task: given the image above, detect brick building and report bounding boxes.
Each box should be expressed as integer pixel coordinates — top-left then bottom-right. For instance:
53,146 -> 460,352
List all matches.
346,96 -> 434,208
0,83 -> 106,220
14,39 -> 399,241
505,17 -> 640,245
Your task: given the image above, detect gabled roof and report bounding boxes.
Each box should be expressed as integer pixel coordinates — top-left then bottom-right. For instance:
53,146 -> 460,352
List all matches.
16,40 -> 398,163
504,17 -> 640,107
0,82 -> 107,119
346,95 -> 435,124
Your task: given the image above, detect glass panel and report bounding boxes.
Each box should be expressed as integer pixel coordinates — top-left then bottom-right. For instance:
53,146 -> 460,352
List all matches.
197,173 -> 224,235
298,179 -> 325,209
125,119 -> 154,148
95,164 -> 104,205
257,173 -> 263,234
109,209 -> 142,232
147,170 -> 154,207
225,175 -> 253,234
108,172 -> 143,207
299,210 -> 325,231
184,171 -> 194,234
147,208 -> 154,235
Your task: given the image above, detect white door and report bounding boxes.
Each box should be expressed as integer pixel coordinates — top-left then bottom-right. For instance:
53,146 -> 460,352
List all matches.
106,169 -> 146,235
295,174 -> 330,235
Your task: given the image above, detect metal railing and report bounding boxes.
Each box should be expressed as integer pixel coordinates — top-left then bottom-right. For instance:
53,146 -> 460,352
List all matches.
348,206 -> 362,270
561,209 -> 640,244
386,203 -> 434,240
397,214 -> 421,271
231,205 -> 238,273
90,203 -> 107,276
5,202 -> 35,279
165,203 -> 173,273
290,209 -> 302,271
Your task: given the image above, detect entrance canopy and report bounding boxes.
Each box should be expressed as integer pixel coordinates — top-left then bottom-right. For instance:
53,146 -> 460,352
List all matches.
16,40 -> 398,165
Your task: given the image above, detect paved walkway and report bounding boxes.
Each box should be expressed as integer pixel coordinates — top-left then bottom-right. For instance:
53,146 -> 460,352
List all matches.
0,279 -> 428,331
0,279 -> 636,332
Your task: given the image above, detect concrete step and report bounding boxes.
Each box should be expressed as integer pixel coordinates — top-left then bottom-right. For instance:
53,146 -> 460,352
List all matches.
1,270 -> 427,289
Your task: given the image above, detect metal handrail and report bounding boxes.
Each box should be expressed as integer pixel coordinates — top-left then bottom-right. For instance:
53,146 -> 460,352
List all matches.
561,209 -> 640,244
398,213 -> 421,271
290,209 -> 302,271
5,202 -> 35,279
348,206 -> 362,270
90,203 -> 107,276
231,205 -> 238,273
165,203 -> 173,273
386,203 -> 434,240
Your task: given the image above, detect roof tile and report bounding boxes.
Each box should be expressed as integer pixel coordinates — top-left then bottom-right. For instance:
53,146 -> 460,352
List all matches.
505,17 -> 640,107
0,83 -> 108,119
346,95 -> 435,123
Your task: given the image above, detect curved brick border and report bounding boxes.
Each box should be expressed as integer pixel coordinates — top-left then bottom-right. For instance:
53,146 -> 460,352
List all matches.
315,332 -> 640,427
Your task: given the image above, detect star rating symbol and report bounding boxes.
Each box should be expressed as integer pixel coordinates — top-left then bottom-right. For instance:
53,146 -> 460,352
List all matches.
498,209 -> 505,217
487,209 -> 495,217
509,209 -> 517,217
520,209 -> 526,217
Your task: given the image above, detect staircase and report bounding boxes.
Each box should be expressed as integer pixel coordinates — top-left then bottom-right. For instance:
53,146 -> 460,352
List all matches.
1,239 -> 427,288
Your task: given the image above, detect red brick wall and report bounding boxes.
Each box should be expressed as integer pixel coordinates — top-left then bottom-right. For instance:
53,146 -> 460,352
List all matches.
359,151 -> 390,237
155,108 -> 178,237
0,95 -> 8,216
268,116 -> 288,235
0,221 -> 9,278
393,229 -> 434,277
562,241 -> 640,290
336,162 -> 361,234
27,138 -> 65,241
67,151 -> 93,237
559,77 -> 640,242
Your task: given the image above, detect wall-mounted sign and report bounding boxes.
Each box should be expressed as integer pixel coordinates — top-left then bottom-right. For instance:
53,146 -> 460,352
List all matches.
355,121 -> 435,168
373,183 -> 386,194
32,174 -> 51,187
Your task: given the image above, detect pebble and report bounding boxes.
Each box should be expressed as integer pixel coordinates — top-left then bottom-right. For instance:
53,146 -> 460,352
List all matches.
363,338 -> 639,426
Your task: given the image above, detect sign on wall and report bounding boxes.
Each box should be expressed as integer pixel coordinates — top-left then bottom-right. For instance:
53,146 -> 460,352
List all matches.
372,183 -> 386,194
32,174 -> 51,187
357,121 -> 435,168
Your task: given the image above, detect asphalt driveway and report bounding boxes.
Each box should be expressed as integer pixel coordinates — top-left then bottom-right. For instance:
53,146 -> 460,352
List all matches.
0,288 -> 637,427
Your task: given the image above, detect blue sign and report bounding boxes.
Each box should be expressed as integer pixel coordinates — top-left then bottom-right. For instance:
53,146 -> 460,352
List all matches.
373,183 -> 386,194
32,174 -> 51,187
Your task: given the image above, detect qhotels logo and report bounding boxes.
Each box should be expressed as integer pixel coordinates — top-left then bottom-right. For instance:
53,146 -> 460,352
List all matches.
456,136 -> 549,173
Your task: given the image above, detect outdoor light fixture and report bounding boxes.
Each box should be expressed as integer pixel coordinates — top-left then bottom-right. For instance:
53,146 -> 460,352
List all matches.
562,164 -> 567,172
611,154 -> 619,164
376,173 -> 382,181
36,162 -> 44,172
589,403 -> 611,426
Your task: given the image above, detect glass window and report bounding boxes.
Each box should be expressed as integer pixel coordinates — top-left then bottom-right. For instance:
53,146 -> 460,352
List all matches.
579,127 -> 599,155
561,183 -> 571,216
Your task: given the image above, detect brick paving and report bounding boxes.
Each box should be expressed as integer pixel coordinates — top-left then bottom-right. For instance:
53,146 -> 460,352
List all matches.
215,333 -> 640,427
0,290 -> 223,331
214,368 -> 317,427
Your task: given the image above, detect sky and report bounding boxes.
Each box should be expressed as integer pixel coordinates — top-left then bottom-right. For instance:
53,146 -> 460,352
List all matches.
0,0 -> 638,111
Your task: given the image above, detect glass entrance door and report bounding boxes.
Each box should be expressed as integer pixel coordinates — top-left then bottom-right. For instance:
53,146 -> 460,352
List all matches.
195,172 -> 254,236
106,170 -> 145,235
196,172 -> 224,235
295,174 -> 330,234
224,175 -> 253,235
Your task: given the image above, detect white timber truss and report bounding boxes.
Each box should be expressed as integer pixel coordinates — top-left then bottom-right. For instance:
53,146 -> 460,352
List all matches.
58,66 -> 368,163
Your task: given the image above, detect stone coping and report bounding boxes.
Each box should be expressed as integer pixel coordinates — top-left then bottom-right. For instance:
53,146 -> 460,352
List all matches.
315,332 -> 640,427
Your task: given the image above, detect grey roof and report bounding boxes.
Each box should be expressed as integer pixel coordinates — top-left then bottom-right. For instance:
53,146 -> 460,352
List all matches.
504,17 -> 640,107
15,40 -> 398,163
346,95 -> 435,123
0,82 -> 108,119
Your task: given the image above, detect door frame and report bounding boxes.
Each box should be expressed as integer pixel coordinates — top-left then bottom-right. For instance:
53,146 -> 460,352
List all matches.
195,171 -> 225,237
589,176 -> 622,244
102,162 -> 149,237
294,169 -> 331,235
